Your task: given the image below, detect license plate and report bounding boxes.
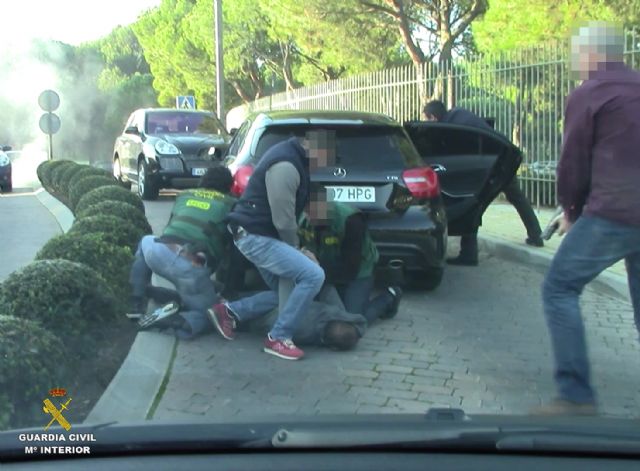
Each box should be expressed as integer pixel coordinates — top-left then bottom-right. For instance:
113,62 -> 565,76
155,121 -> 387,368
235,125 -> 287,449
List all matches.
326,186 -> 375,203
192,168 -> 207,176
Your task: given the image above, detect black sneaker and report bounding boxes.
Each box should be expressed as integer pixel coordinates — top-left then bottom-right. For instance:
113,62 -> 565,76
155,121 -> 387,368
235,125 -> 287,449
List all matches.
126,296 -> 147,321
446,255 -> 478,266
380,286 -> 403,319
526,236 -> 544,247
138,302 -> 181,330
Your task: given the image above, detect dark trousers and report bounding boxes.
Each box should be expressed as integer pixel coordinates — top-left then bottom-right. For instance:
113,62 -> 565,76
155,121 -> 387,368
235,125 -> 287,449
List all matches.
458,177 -> 542,259
337,276 -> 393,324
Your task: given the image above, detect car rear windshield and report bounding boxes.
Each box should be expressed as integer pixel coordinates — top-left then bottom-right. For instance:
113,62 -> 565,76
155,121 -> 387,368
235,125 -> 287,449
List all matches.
254,125 -> 422,170
146,112 -> 226,135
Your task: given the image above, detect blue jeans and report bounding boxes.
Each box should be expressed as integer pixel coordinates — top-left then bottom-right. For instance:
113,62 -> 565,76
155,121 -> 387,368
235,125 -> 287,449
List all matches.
337,276 -> 394,324
542,215 -> 640,404
228,233 -> 325,340
129,235 -> 220,339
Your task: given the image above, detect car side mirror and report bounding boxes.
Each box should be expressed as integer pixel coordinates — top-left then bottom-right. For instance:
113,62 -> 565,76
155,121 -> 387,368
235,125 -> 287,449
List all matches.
2,145 -> 11,152
125,126 -> 139,135
229,128 -> 238,136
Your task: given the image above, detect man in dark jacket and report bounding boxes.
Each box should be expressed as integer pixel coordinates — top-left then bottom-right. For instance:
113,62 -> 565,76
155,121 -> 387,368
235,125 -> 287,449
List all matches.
127,166 -> 236,339
208,131 -> 327,361
298,199 -> 402,320
424,100 -> 544,266
536,22 -> 640,415
249,285 -> 369,351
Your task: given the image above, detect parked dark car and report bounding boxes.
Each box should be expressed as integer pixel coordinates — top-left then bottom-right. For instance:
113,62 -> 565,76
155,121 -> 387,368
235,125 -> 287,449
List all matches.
224,111 -> 447,289
403,121 -> 523,238
113,109 -> 231,200
224,112 -> 522,291
0,145 -> 12,193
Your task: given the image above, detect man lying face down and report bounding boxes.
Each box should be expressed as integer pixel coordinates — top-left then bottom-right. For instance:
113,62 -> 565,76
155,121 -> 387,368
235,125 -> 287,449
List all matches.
246,283 -> 397,351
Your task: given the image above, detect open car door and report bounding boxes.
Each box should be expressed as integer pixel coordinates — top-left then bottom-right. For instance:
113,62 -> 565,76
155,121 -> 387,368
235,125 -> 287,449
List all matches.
404,121 -> 522,236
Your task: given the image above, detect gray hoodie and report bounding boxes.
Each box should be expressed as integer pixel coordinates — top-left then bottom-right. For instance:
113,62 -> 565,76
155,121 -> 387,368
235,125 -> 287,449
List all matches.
249,284 -> 367,346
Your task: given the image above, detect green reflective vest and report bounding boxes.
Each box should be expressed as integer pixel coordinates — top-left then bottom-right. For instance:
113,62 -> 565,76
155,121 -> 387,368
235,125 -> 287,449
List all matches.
163,189 -> 236,267
299,202 -> 379,280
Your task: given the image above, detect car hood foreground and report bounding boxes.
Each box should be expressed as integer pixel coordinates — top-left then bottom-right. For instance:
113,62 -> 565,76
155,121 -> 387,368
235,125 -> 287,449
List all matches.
2,409 -> 640,460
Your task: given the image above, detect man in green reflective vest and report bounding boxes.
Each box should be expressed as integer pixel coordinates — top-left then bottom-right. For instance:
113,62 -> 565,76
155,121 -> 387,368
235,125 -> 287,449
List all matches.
128,166 -> 236,339
299,197 -> 403,323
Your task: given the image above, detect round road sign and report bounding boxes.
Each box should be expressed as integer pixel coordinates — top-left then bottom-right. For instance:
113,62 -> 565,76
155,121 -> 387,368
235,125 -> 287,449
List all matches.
38,90 -> 60,112
39,113 -> 61,135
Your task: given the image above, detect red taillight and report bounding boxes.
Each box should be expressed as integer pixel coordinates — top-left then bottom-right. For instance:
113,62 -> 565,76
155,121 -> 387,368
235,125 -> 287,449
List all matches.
402,167 -> 440,199
230,165 -> 254,196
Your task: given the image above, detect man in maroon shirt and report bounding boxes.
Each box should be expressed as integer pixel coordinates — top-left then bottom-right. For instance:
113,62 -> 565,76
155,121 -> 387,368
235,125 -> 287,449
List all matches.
537,22 -> 640,415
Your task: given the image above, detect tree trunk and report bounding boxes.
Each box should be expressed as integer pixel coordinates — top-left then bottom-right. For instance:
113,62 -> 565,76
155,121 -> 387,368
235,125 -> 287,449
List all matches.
230,80 -> 252,104
280,42 -> 297,92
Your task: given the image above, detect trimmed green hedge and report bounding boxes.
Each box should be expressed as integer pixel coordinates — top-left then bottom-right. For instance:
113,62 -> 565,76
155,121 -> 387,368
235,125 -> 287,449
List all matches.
38,160 -> 71,188
0,259 -> 119,339
0,313 -> 67,430
50,161 -> 77,193
36,160 -> 49,186
75,185 -> 146,216
68,175 -> 118,210
35,233 -> 133,301
76,200 -> 152,235
56,163 -> 86,198
67,166 -> 113,193
70,214 -> 146,252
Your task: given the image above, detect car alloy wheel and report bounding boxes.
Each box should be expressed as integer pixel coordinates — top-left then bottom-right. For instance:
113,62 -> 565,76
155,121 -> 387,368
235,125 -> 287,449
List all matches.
138,161 -> 145,198
113,158 -> 122,181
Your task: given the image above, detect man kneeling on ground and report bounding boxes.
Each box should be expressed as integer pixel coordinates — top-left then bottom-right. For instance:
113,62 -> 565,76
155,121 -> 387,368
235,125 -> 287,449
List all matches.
299,197 -> 402,320
127,166 -> 236,339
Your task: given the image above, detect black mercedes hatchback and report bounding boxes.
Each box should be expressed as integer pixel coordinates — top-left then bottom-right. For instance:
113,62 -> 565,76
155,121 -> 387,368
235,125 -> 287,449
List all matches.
224,110 -> 521,291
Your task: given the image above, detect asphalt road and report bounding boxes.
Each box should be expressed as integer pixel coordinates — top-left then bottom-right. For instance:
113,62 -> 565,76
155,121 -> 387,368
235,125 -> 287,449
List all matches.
0,189 -> 61,281
143,194 -> 640,419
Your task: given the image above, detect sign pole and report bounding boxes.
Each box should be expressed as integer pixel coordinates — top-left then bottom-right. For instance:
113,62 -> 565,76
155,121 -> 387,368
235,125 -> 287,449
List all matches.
214,0 -> 225,121
38,90 -> 61,161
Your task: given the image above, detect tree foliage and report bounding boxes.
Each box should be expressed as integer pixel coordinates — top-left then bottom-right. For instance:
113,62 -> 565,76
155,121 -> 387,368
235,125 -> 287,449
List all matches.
472,0 -> 618,53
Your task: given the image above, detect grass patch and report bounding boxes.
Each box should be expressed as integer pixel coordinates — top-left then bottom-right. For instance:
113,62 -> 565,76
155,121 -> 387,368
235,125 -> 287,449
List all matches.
146,338 -> 178,420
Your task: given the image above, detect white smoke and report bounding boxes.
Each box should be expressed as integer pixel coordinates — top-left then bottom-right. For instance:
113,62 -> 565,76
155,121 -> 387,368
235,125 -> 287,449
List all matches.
0,34 -> 110,188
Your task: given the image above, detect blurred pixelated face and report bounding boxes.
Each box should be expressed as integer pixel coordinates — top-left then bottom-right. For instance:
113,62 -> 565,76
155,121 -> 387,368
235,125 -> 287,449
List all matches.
307,189 -> 334,225
424,113 -> 438,122
304,130 -> 336,171
570,21 -> 624,80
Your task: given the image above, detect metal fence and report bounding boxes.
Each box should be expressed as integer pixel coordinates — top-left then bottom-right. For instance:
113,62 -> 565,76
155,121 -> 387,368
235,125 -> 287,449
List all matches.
235,30 -> 640,207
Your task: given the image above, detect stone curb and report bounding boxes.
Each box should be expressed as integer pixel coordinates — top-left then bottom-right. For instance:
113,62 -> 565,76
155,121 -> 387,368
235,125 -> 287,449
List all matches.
85,332 -> 176,423
34,188 -> 74,233
478,234 -> 630,302
35,187 -> 175,424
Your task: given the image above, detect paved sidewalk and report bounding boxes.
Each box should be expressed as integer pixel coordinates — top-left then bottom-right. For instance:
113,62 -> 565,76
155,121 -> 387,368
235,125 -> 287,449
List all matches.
148,202 -> 638,420
79,197 -> 637,423
480,202 -> 627,280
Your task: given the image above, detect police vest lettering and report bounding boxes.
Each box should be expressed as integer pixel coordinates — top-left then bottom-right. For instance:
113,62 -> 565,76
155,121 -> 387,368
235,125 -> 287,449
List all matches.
163,189 -> 235,265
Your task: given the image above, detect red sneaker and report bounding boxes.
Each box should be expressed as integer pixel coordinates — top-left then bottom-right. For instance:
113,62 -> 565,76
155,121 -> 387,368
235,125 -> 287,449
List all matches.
208,303 -> 236,340
263,335 -> 304,360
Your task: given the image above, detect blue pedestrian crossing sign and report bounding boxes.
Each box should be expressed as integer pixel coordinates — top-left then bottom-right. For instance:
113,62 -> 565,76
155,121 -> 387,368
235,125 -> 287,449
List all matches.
176,96 -> 196,109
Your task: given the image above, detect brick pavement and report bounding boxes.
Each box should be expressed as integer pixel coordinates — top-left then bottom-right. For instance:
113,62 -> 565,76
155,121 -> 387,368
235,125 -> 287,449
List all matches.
480,201 -> 628,278
152,233 -> 639,420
